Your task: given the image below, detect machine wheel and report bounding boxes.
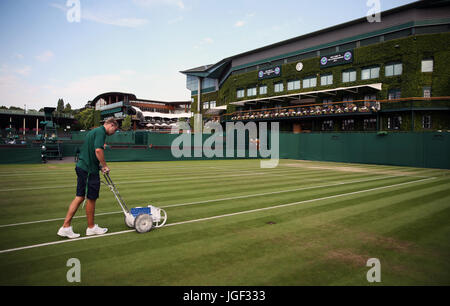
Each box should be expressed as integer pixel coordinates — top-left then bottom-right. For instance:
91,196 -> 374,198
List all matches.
134,214 -> 153,233
124,213 -> 135,228
153,208 -> 168,228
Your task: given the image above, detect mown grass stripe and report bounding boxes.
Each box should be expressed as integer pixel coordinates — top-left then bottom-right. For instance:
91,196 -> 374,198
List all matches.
0,176 -> 434,254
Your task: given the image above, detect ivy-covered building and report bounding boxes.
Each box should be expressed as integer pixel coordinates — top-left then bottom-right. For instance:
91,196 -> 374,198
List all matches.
180,0 -> 450,133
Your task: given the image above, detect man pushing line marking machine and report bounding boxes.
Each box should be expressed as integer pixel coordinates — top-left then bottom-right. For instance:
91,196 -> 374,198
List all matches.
57,117 -> 166,238
102,172 -> 167,233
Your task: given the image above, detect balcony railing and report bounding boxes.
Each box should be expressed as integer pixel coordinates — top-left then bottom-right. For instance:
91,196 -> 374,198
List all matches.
223,97 -> 450,121
0,109 -> 75,119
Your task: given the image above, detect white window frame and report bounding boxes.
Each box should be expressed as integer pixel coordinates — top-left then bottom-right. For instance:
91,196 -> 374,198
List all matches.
259,85 -> 267,95
237,89 -> 245,98
320,74 -> 333,86
303,76 -> 317,88
203,102 -> 209,109
388,89 -> 401,100
274,82 -> 284,93
422,115 -> 432,129
423,87 -> 431,98
247,87 -> 257,97
421,59 -> 433,72
361,66 -> 380,80
287,80 -> 300,91
342,70 -> 356,82
385,62 -> 402,76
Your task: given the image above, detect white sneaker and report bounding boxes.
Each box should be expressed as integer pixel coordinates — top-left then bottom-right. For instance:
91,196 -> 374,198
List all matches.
86,224 -> 108,236
57,226 -> 81,239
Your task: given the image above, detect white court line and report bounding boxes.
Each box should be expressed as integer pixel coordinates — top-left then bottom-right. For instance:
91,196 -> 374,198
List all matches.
0,164 -> 374,193
0,172 -> 267,192
0,174 -> 399,228
0,177 -> 435,254
0,211 -> 122,228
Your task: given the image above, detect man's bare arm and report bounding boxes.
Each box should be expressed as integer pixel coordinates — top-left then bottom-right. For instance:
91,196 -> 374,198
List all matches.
95,148 -> 109,173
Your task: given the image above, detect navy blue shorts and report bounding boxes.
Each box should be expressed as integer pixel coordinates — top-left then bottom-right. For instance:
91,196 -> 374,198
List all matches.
75,167 -> 100,200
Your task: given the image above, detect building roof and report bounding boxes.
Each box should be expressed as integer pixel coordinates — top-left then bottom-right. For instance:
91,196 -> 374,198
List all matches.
181,0 -> 450,80
90,92 -> 191,107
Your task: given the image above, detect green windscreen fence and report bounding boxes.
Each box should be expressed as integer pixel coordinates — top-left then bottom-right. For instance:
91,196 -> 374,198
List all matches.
279,132 -> 450,169
0,146 -> 42,164
1,132 -> 449,169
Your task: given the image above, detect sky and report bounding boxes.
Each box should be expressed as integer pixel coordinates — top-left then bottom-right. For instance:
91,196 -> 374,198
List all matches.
0,0 -> 416,111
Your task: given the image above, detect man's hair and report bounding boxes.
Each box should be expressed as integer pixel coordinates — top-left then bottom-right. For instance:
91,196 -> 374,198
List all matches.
104,118 -> 119,127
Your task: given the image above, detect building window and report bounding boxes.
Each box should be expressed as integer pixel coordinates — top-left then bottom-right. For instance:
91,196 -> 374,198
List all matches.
342,69 -> 356,82
388,89 -> 401,100
422,115 -> 432,129
287,80 -> 301,91
342,119 -> 355,131
186,75 -> 199,91
361,66 -> 380,80
320,74 -> 333,86
387,116 -> 402,130
343,96 -> 354,106
421,59 -> 433,72
201,78 -> 216,90
322,120 -> 334,131
274,82 -> 284,93
303,76 -> 317,89
247,87 -> 257,97
237,89 -> 245,98
364,118 -> 377,130
322,98 -> 333,105
209,101 -> 216,108
259,85 -> 267,95
423,87 -> 432,98
385,62 -> 403,76
203,102 -> 209,109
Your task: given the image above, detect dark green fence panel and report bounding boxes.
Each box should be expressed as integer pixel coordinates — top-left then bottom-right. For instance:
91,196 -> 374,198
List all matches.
423,133 -> 450,169
0,146 -> 42,164
1,132 -> 449,168
289,132 -> 449,169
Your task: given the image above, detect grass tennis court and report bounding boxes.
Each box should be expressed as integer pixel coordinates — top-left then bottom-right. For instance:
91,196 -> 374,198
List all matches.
0,159 -> 449,285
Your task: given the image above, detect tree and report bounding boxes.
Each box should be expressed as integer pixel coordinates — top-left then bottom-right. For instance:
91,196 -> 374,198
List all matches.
57,98 -> 64,113
74,108 -> 94,130
122,115 -> 132,131
63,103 -> 72,114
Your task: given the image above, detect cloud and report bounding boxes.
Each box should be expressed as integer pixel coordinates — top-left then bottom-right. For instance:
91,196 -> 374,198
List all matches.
15,66 -> 32,76
35,51 -> 54,62
12,53 -> 24,60
0,64 -> 32,77
0,73 -> 48,110
234,20 -> 245,27
203,37 -> 214,44
193,37 -> 214,49
234,12 -> 255,28
50,2 -> 148,28
0,68 -> 189,110
42,70 -> 187,108
133,0 -> 185,10
168,16 -> 183,24
83,12 -> 148,28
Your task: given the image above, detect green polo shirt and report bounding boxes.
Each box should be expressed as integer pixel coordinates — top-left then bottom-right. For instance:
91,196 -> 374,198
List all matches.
76,126 -> 107,173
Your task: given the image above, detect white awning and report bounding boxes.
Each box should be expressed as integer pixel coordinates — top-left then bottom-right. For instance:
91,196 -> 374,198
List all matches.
142,111 -> 193,119
212,105 -> 227,110
230,83 -> 383,106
